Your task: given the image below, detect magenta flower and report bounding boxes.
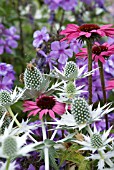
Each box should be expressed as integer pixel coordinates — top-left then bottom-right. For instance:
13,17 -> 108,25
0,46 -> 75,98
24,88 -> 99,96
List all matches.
33,27 -> 49,48
23,95 -> 65,119
50,41 -> 73,64
60,23 -> 114,42
76,42 -> 114,63
106,80 -> 114,90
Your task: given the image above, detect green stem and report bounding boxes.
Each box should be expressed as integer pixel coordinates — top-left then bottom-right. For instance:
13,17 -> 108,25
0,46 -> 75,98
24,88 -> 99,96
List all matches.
41,119 -> 49,170
6,107 -> 38,143
6,158 -> 11,170
86,40 -> 93,104
6,106 -> 21,128
98,61 -> 108,130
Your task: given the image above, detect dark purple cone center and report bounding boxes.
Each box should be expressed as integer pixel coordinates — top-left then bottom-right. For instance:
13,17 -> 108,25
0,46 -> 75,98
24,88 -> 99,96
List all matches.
79,24 -> 100,32
37,96 -> 56,109
92,45 -> 108,55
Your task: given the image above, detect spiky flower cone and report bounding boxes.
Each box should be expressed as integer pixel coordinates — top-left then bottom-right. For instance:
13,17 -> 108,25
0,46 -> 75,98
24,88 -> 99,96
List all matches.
24,64 -> 43,90
0,90 -> 12,106
0,113 -> 11,134
71,97 -> 91,124
64,61 -> 78,80
66,81 -> 76,98
3,136 -> 17,158
91,134 -> 103,148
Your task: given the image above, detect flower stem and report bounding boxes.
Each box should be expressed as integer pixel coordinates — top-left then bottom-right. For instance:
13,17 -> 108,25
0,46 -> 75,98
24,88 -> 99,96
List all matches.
41,119 -> 49,170
6,158 -> 11,170
98,61 -> 108,130
6,106 -> 21,128
6,106 -> 38,143
86,40 -> 93,104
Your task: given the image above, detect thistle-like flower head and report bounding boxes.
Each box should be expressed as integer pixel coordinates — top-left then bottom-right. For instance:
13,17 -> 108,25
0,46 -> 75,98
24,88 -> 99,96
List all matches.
64,61 -> 78,80
24,64 -> 43,90
71,97 -> 91,125
50,98 -> 113,130
52,61 -> 97,81
74,125 -> 114,153
0,87 -> 25,107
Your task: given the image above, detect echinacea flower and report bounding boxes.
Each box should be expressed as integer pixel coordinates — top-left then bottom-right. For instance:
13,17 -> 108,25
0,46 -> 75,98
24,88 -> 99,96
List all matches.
76,42 -> 114,63
60,24 -> 114,42
23,95 -> 65,119
106,79 -> 114,90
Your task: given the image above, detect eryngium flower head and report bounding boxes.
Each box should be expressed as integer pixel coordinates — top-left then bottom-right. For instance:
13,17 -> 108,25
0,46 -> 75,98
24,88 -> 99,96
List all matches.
64,61 -> 78,80
74,125 -> 114,153
24,64 -> 43,90
91,133 -> 103,148
66,81 -> 76,97
71,97 -> 91,124
0,90 -> 12,106
3,136 -> 17,159
0,113 -> 11,134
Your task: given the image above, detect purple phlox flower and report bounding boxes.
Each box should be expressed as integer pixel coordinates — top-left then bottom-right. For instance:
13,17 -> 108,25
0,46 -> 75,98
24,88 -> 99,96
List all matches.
60,0 -> 78,11
44,0 -> 61,10
0,63 -> 9,76
0,38 -> 17,55
5,26 -> 20,40
92,119 -> 109,131
95,0 -> 105,8
50,41 -> 73,64
29,120 -> 42,137
27,164 -> 36,170
104,54 -> 114,78
81,0 -> 93,5
0,76 -> 13,90
33,27 -> 49,48
70,38 -> 82,53
76,58 -> 110,102
0,63 -> 15,90
107,37 -> 114,45
39,165 -> 45,170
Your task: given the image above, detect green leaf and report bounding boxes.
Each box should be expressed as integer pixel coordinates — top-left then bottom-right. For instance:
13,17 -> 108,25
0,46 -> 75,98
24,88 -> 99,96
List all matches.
44,139 -> 56,146
78,160 -> 91,170
49,147 -> 59,170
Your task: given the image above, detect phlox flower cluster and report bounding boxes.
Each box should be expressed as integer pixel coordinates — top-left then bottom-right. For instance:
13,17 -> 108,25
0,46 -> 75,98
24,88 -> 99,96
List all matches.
0,63 -> 15,90
0,23 -> 20,55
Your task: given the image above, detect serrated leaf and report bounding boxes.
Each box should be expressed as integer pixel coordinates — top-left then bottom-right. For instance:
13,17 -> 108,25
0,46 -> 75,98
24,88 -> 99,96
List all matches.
78,160 -> 91,170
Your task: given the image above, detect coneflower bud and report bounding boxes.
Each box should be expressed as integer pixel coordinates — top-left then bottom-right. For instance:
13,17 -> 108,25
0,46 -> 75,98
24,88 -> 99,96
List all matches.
64,61 -> 78,80
3,136 -> 17,158
24,64 -> 43,90
0,90 -> 12,106
91,134 -> 103,148
66,81 -> 76,98
71,97 -> 91,124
